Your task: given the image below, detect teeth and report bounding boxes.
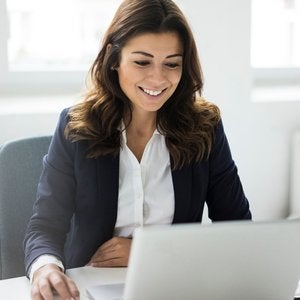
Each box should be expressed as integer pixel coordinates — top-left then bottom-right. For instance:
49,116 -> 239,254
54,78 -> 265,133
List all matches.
142,88 -> 163,96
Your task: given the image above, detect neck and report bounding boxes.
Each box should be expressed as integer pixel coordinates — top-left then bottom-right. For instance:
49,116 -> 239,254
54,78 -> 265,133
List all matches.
123,111 -> 157,162
124,110 -> 157,137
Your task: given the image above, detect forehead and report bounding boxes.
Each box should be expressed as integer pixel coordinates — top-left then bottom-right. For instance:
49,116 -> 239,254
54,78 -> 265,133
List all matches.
121,32 -> 183,56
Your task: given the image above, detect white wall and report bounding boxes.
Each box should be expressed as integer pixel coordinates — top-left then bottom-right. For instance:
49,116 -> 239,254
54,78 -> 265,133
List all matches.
0,113 -> 58,143
185,0 -> 300,220
1,0 -> 299,221
0,96 -> 76,144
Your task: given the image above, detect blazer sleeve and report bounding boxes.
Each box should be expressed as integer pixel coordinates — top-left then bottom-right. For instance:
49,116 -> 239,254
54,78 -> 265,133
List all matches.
23,108 -> 76,275
206,121 -> 251,221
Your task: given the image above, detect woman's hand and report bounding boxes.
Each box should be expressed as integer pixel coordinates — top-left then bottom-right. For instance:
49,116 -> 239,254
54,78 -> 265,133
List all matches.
31,264 -> 79,300
88,237 -> 132,267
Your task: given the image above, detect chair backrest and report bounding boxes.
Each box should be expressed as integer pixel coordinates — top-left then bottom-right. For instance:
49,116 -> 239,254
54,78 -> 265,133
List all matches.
0,135 -> 52,279
290,132 -> 300,218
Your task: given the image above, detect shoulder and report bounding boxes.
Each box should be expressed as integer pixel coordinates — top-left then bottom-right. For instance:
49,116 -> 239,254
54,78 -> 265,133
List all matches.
194,97 -> 221,121
192,97 -> 222,138
51,106 -> 88,156
47,107 -> 90,171
193,98 -> 229,156
48,107 -> 75,159
57,107 -> 72,130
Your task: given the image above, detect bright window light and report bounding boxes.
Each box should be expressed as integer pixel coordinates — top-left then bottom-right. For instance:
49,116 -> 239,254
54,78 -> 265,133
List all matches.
251,0 -> 300,68
7,0 -> 122,71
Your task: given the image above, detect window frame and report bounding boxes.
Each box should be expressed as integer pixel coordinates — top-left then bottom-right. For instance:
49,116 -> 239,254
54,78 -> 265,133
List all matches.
251,0 -> 300,102
0,0 -> 96,95
253,67 -> 300,85
0,0 -> 9,92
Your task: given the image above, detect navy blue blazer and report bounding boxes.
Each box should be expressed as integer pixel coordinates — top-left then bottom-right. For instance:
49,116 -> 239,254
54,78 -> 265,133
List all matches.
24,108 -> 251,275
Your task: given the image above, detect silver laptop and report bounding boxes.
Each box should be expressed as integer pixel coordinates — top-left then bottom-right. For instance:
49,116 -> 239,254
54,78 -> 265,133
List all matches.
86,220 -> 300,300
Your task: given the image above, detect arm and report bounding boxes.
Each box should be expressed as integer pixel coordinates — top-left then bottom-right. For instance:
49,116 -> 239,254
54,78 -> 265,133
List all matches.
206,121 -> 251,221
24,108 -> 76,273
23,108 -> 79,299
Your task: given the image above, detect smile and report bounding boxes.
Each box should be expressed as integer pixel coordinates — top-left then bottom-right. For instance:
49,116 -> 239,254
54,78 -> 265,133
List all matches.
140,87 -> 165,96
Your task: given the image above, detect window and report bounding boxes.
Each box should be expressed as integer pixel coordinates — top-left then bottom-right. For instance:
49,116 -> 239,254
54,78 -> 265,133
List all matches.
251,0 -> 300,68
0,0 -> 122,94
251,0 -> 300,89
7,0 -> 122,71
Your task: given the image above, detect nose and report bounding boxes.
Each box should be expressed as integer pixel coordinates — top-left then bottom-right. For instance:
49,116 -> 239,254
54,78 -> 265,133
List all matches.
147,65 -> 167,85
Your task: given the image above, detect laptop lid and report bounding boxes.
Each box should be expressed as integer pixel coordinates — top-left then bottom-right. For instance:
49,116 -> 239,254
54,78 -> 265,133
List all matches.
122,220 -> 300,300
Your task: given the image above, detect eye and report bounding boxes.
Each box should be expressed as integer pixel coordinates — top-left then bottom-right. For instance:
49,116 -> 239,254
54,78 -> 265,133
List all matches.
165,62 -> 181,69
134,61 -> 150,67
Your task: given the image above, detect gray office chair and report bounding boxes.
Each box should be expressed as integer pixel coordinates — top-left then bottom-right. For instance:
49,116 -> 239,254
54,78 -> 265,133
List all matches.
0,135 -> 52,279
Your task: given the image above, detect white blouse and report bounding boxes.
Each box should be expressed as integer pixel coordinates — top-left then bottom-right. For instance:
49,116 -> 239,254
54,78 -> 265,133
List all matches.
114,127 -> 175,237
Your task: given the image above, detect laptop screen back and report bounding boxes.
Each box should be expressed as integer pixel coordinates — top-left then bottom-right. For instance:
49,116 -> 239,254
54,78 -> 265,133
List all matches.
123,220 -> 300,300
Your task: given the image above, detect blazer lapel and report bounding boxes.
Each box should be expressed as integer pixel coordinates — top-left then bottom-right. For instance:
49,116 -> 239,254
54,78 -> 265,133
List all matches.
171,160 -> 193,223
96,153 -> 120,233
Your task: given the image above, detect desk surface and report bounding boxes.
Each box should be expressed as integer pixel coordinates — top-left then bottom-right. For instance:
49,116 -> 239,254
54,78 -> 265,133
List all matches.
1,266 -> 300,299
0,266 -> 127,300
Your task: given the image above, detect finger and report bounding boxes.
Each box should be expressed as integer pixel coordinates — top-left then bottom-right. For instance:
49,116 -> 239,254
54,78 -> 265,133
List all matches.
37,277 -> 55,300
88,242 -> 113,261
66,277 -> 80,300
88,250 -> 105,264
97,237 -> 130,253
48,272 -> 73,300
89,241 -> 117,262
88,237 -> 132,266
31,284 -> 44,300
91,257 -> 127,268
90,248 -> 118,263
96,238 -> 117,252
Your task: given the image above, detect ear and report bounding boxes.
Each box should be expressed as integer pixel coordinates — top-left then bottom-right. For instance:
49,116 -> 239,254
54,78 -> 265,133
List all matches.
106,43 -> 112,52
107,43 -> 119,71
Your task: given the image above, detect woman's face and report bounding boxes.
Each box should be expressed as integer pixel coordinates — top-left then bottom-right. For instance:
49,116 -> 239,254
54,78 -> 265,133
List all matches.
117,32 -> 183,116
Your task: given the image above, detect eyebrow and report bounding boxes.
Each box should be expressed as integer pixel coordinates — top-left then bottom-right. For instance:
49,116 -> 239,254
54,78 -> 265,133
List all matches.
131,51 -> 183,59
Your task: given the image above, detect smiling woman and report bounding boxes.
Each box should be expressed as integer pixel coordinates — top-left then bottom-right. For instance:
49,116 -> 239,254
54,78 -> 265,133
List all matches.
23,1 -> 251,299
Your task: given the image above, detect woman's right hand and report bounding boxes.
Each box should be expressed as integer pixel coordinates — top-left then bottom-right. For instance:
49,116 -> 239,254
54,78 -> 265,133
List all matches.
31,264 -> 80,300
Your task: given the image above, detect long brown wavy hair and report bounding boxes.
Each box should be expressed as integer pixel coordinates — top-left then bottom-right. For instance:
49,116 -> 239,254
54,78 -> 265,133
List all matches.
65,0 -> 221,169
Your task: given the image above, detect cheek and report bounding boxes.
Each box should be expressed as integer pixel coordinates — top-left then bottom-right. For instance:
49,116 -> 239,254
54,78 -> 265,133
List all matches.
170,71 -> 182,88
118,66 -> 141,87
118,71 -> 141,99
118,70 -> 131,91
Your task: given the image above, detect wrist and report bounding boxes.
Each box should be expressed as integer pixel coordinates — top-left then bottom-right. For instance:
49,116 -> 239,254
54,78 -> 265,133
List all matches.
29,255 -> 64,284
32,263 -> 63,283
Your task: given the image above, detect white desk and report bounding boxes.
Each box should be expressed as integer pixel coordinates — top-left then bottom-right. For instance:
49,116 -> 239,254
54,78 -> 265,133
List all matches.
0,266 -> 127,300
1,267 -> 300,299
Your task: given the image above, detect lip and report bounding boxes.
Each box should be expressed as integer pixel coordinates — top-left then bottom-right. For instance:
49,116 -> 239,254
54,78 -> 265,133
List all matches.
139,86 -> 167,97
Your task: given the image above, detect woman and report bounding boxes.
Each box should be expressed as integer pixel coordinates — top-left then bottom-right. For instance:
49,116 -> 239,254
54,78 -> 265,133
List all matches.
24,0 -> 251,299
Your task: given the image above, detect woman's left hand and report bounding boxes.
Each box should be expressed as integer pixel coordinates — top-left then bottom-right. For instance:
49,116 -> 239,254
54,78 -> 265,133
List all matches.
87,237 -> 132,267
